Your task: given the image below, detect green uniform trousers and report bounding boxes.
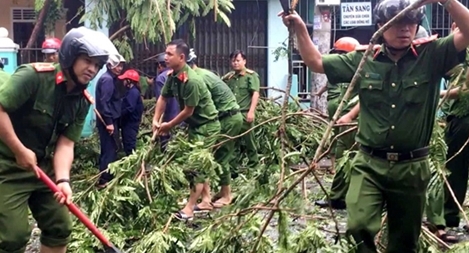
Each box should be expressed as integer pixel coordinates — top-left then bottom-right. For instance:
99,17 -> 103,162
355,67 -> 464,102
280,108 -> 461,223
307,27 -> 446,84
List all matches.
346,151 -> 431,253
444,115 -> 469,227
425,179 -> 446,228
327,98 -> 340,156
188,121 -> 221,184
0,159 -> 72,253
238,113 -> 259,168
215,113 -> 243,186
427,115 -> 469,228
330,126 -> 357,201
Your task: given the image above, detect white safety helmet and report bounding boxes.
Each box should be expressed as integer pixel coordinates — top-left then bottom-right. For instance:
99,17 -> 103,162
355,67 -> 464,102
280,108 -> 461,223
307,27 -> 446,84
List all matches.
107,53 -> 126,69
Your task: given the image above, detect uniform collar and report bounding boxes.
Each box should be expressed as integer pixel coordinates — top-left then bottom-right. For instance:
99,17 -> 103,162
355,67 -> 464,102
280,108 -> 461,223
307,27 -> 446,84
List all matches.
55,64 -> 67,85
373,44 -> 418,61
55,64 -> 88,95
235,68 -> 246,76
171,64 -> 189,76
170,64 -> 189,83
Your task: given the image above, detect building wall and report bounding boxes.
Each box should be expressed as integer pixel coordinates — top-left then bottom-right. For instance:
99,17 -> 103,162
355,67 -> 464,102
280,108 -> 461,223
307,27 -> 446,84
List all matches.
266,0 -> 289,100
0,0 -> 67,41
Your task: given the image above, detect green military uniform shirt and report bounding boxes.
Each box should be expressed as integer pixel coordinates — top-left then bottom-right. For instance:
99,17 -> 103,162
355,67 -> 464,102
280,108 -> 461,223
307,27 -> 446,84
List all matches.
0,63 -> 91,160
222,68 -> 260,111
441,64 -> 468,118
326,81 -> 343,101
338,83 -> 359,115
322,35 -> 462,151
161,64 -> 218,128
193,67 -> 239,113
0,68 -> 11,86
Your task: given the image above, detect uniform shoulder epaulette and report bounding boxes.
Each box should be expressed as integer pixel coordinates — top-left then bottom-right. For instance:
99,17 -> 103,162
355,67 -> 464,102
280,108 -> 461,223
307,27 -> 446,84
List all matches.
245,69 -> 255,74
30,62 -> 55,72
167,70 -> 173,76
82,90 -> 95,104
222,71 -> 235,80
355,44 -> 381,51
412,34 -> 438,46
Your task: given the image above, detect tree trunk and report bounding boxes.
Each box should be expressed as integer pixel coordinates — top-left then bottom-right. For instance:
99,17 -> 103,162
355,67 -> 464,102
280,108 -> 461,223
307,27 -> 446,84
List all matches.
21,0 -> 53,63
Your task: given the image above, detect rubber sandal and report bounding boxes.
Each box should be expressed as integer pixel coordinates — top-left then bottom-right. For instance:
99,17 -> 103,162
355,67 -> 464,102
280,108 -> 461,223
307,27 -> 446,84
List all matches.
211,195 -> 222,203
211,201 -> 229,209
173,211 -> 193,222
193,204 -> 212,213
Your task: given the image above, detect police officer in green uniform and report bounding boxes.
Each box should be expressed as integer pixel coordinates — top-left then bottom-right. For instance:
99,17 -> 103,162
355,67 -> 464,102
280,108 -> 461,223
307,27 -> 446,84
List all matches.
442,54 -> 469,228
152,39 -> 221,221
0,60 -> 10,85
426,61 -> 466,243
281,0 -> 469,251
222,50 -> 260,169
442,23 -> 469,231
425,22 -> 469,242
315,37 -> 360,175
187,49 -> 243,209
0,26 -> 112,253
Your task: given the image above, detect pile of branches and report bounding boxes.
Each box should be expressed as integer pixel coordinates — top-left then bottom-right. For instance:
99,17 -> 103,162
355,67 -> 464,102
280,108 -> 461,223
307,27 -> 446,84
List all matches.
69,98 -> 348,252
69,96 -> 469,252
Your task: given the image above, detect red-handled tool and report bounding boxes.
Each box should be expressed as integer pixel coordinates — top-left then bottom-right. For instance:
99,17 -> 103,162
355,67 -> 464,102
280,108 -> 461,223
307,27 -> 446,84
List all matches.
35,167 -> 123,253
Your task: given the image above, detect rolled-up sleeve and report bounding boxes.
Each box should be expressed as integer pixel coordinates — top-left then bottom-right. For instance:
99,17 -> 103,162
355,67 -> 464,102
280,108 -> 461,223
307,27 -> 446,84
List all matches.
322,52 -> 359,85
429,34 -> 466,76
0,65 -> 38,112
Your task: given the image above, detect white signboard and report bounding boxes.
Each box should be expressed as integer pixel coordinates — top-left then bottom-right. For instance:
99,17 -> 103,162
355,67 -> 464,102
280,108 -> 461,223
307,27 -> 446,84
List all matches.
340,2 -> 372,27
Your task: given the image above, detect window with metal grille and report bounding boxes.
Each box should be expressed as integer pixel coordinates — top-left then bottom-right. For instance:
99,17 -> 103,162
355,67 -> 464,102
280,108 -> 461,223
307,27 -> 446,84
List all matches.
296,0 -> 311,23
11,8 -> 36,22
429,2 -> 469,38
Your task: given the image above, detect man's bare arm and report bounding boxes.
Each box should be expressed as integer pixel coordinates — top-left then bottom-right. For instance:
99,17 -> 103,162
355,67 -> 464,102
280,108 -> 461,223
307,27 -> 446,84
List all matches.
53,136 -> 75,180
446,0 -> 469,51
281,12 -> 324,73
347,103 -> 360,120
0,105 -> 25,155
153,96 -> 167,123
168,106 -> 195,127
248,91 -> 260,115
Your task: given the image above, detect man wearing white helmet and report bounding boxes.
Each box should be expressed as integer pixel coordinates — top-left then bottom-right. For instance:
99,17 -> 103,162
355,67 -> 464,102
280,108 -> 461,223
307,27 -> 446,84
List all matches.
95,52 -> 126,189
0,26 -> 112,253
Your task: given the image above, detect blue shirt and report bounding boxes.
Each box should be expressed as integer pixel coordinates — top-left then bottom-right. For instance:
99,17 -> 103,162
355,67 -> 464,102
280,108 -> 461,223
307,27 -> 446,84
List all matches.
121,85 -> 144,124
154,68 -> 180,123
95,70 -> 125,125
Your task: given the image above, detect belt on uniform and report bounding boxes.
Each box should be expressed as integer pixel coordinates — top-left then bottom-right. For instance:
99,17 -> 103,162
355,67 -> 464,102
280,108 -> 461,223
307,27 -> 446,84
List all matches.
190,117 -> 218,129
218,109 -> 239,120
359,145 -> 429,162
